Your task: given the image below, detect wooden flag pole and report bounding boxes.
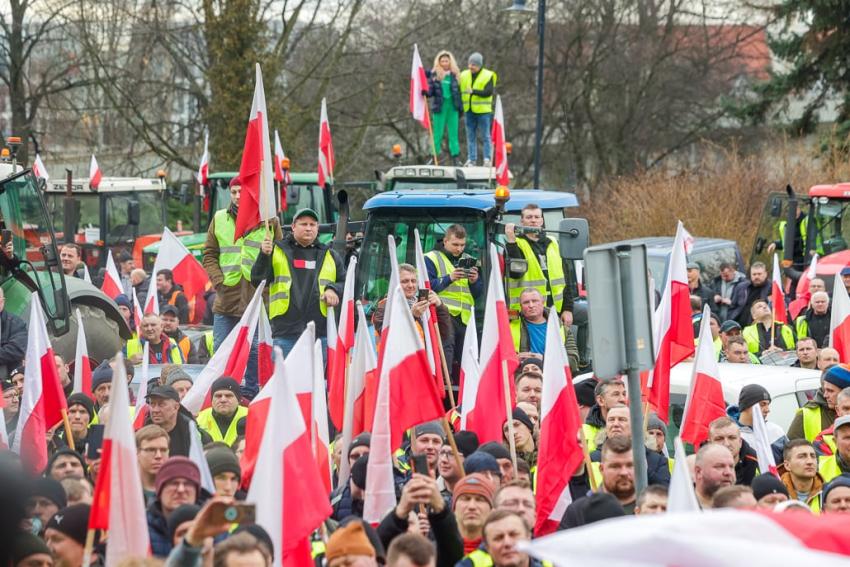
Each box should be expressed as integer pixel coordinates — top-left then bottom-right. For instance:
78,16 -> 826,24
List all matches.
502,359 -> 518,475
577,425 -> 598,491
424,103 -> 439,165
441,417 -> 466,479
61,408 -> 75,451
81,528 -> 96,567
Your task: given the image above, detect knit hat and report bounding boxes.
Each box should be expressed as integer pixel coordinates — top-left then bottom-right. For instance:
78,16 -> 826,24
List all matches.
45,504 -> 90,546
206,447 -> 241,480
452,473 -> 495,509
751,473 -> 789,501
91,361 -> 113,392
574,378 -> 598,407
468,52 -> 484,66
414,420 -> 444,440
479,441 -> 511,461
114,294 -> 131,309
823,474 -> 850,504
738,384 -> 771,412
166,369 -> 194,387
45,448 -> 86,480
233,524 -> 275,558
229,175 -> 242,188
30,476 -> 67,509
11,531 -> 52,564
326,521 -> 376,561
520,357 -> 544,372
10,366 -> 24,380
561,492 -> 625,528
463,451 -> 500,476
823,364 -> 850,390
646,413 -> 667,436
510,407 -> 534,434
349,432 -> 371,456
351,454 -> 369,490
167,503 -> 201,541
210,376 -> 241,397
155,456 -> 201,499
338,518 -> 385,564
0,379 -> 13,392
67,393 -> 95,420
452,431 -> 480,458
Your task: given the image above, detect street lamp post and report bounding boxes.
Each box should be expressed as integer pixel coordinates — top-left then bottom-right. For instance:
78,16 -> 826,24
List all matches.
504,0 -> 546,189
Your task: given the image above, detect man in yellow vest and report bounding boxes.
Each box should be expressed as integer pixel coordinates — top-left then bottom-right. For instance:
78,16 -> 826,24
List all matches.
787,363 -> 845,441
741,299 -> 795,356
780,439 -> 824,513
126,313 -> 184,365
203,176 -> 282,398
459,52 -> 497,166
818,415 -> 850,482
196,377 -> 247,447
582,377 -> 626,453
252,208 -> 345,357
504,204 -> 574,327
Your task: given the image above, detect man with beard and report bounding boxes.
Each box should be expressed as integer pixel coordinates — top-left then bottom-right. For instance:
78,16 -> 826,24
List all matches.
708,416 -> 759,486
694,443 -> 736,508
730,262 -> 771,327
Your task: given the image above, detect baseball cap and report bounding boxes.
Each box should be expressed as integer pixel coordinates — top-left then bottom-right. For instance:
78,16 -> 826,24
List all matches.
687,262 -> 700,271
146,385 -> 180,403
293,208 -> 319,222
842,267 -> 850,276
720,320 -> 742,333
834,415 -> 850,433
160,304 -> 179,317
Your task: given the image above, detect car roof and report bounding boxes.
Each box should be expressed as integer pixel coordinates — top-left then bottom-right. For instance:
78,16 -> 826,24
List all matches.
669,362 -> 820,401
364,189 -> 578,211
618,236 -> 738,254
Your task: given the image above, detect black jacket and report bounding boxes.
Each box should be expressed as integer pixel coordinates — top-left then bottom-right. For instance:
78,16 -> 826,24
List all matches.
377,505 -> 463,567
690,281 -> 717,314
0,310 -> 27,380
590,444 -> 671,488
160,283 -> 190,324
145,411 -> 211,458
425,69 -> 463,114
730,280 -> 771,326
736,440 -> 759,486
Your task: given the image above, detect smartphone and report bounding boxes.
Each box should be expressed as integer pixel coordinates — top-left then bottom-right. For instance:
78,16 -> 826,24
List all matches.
417,289 -> 429,302
210,502 -> 256,525
86,424 -> 105,460
1,229 -> 11,244
411,453 -> 430,476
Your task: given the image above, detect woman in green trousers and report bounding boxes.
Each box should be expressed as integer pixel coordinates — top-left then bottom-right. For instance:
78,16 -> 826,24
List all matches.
425,50 -> 464,165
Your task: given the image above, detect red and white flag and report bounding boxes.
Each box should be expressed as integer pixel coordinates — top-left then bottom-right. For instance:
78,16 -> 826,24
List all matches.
535,309 -> 583,537
273,129 -> 285,183
414,229 -> 444,393
188,419 -> 216,493
752,401 -> 779,476
33,153 -> 50,182
72,309 -> 92,398
679,305 -> 726,448
682,226 -> 695,254
182,283 -> 265,415
234,64 -> 277,240
317,98 -> 335,189
667,437 -> 700,512
830,272 -> 850,363
89,154 -> 102,190
12,293 -> 67,473
647,221 -> 695,423
257,303 -> 274,388
338,304 -> 376,486
197,131 -> 209,187
491,95 -> 510,187
132,343 -> 151,430
0,408 -> 8,449
771,253 -> 787,325
410,44 -> 430,130
458,310 -> 480,427
132,286 -> 144,334
145,227 -> 209,320
789,254 -> 819,320
467,244 -> 519,443
82,264 -> 92,284
374,235 -> 401,378
328,256 -> 357,430
312,339 -> 332,494
247,346 -> 332,567
101,250 -> 123,299
88,352 -> 150,564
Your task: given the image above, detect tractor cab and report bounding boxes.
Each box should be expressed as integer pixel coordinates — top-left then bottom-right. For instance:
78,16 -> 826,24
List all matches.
379,164 -> 505,192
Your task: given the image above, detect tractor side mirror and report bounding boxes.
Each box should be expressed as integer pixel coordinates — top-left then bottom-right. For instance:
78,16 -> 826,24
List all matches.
127,201 -> 140,226
558,218 -> 589,260
769,196 -> 783,218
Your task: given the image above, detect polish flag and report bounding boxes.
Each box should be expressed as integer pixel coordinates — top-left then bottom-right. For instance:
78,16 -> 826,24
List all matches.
88,352 -> 150,564
467,244 -> 519,444
535,310 -> 583,537
72,309 -> 92,398
317,98 -> 335,189
646,221 -> 695,423
145,227 -> 209,321
33,153 -> 50,182
682,226 -> 695,254
667,437 -> 700,513
312,339 -> 332,494
0,409 -> 8,449
458,310 -> 480,427
410,44 -> 430,130
830,272 -> 850,363
789,254 -> 819,320
182,283 -> 265,415
197,131 -> 209,186
132,343 -> 151,430
414,229 -> 444,395
752,401 -> 779,476
131,286 -> 144,334
771,253 -> 787,325
374,235 -> 401,378
257,303 -> 274,388
101,250 -> 123,299
679,305 -> 726,448
491,96 -> 510,187
89,154 -> 102,190
247,346 -> 332,567
234,64 -> 277,240
328,256 -> 357,430
338,304 -> 376,486
188,419 -> 216,493
274,130 -> 286,183
82,264 -> 92,284
12,293 -> 67,473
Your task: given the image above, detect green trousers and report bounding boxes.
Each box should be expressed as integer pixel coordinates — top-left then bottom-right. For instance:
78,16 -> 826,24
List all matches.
432,103 -> 460,157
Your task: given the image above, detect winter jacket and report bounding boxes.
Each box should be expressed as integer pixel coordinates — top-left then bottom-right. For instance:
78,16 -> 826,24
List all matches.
145,411 -> 212,458
781,471 -> 824,511
590,444 -> 671,487
712,271 -> 746,320
690,281 -> 717,315
330,483 -> 363,521
730,279 -> 771,326
147,501 -> 173,558
0,310 -> 27,381
377,504 -> 464,567
425,69 -> 463,114
736,440 -> 760,485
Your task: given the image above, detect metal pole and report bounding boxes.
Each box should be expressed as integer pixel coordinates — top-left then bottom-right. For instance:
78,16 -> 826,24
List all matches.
532,0 -> 546,189
616,247 -> 649,495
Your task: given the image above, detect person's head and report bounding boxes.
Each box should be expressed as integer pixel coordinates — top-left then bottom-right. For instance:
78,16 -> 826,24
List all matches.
811,291 -> 830,315
737,384 -> 771,424
156,269 -> 175,294
291,209 -> 320,246
481,510 -> 531,567
147,386 -> 181,430
11,366 -> 24,397
749,262 -> 767,285
442,225 -> 467,257
11,531 -> 53,567
635,485 -> 668,515
796,337 -> 818,366
160,307 -> 180,333
117,251 -> 135,274
206,447 -> 241,498
821,347 -> 842,370
686,263 -> 701,286
325,521 -> 377,567
437,431 -> 476,483
47,449 -> 86,481
694,443 -> 736,503
712,485 -> 757,509
411,421 -> 444,471
155,456 -> 200,515
518,288 -> 545,323
136,424 -> 170,479
114,294 -> 132,325
822,364 -> 850,410
44,504 -> 89,567
750,299 -> 771,323
718,262 -> 736,282
53,355 -> 69,384
645,413 -> 667,453
835,415 -> 850,462
28,477 -> 67,527
432,50 -> 459,77
60,477 -> 92,506
600,435 -> 635,501
514,371 -> 542,407
452,473 -> 495,537
519,204 -> 543,228
213,532 -> 272,567
59,244 -> 81,275
604,405 -> 630,438
65,394 -> 93,441
479,442 -> 513,484
130,268 -> 147,286
518,357 -> 543,376
822,475 -> 850,514
210,376 -> 241,418
515,402 -> 538,431
141,312 -> 164,342
90,362 -> 113,406
708,417 -> 742,462
502,408 -> 535,453
229,175 -> 242,207
233,435 -> 246,461
725,335 -> 750,363
463,451 -> 503,489
719,320 -> 742,347
467,52 -> 483,73
709,314 -> 720,339
166,369 -> 194,400
837,387 -> 850,417
783,439 -> 818,482
751,473 -> 789,508
398,263 -> 418,299
387,533 -> 435,567
349,433 -> 372,468
493,479 -> 535,529
167,503 -> 200,547
810,278 -> 826,294
2,380 -> 18,414
595,377 -> 627,417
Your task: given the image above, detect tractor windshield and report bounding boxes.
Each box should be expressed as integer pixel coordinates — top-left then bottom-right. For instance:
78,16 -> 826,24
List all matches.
0,170 -> 68,334
45,190 -> 164,245
812,198 -> 850,255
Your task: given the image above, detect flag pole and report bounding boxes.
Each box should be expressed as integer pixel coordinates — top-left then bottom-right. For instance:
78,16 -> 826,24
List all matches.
425,103 -> 439,165
60,408 -> 76,451
770,304 -> 776,348
502,359 -> 518,475
577,425 -> 598,491
432,323 -> 457,410
441,417 -> 465,479
81,528 -> 96,567
261,160 -> 270,239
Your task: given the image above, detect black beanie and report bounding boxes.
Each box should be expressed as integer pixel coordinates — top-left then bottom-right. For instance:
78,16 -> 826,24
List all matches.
45,504 -> 90,546
348,432 -> 371,456
210,376 -> 241,397
453,431 -> 480,457
30,476 -> 67,509
479,441 -> 511,461
66,393 -> 95,420
561,492 -> 625,528
167,503 -> 201,541
234,524 -> 275,558
751,473 -> 789,501
574,378 -> 598,407
738,384 -> 771,412
11,531 -> 51,563
205,447 -> 241,480
510,407 -> 535,433
45,448 -> 86,478
351,454 -> 369,490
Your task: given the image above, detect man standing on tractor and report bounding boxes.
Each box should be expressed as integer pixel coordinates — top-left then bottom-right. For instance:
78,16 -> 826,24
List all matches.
459,52 -> 497,167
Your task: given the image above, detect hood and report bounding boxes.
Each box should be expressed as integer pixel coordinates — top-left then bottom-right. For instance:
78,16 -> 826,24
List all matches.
726,404 -> 741,423
585,404 -> 606,428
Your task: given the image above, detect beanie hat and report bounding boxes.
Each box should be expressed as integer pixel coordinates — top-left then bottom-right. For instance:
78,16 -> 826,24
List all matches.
452,431 -> 480,458
30,476 -> 67,509
823,364 -> 850,390
452,473 -> 495,509
479,441 -> 511,461
114,294 -> 131,309
45,503 -> 91,546
738,384 -> 771,412
574,378 -> 598,407
464,451 -> 501,477
561,492 -> 625,528
519,357 -> 544,372
823,474 -> 850,505
646,413 -> 668,436
155,456 -> 201,499
229,175 -> 242,188
468,52 -> 484,66
233,524 -> 275,558
166,369 -> 194,387
210,376 -> 241,397
351,454 -> 369,490
326,521 -> 376,561
0,379 -> 13,392
91,361 -> 113,391
510,407 -> 534,434
66,393 -> 95,420
751,473 -> 789,501
167,503 -> 201,541
414,420 -> 444,440
12,531 -> 52,563
45,448 -> 86,479
338,517 -> 385,563
206,447 -> 241,480
349,432 -> 371,456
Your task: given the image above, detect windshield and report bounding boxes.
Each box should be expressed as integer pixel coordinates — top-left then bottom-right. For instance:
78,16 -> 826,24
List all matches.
389,179 -> 493,191
0,171 -> 68,334
45,191 -> 164,244
813,198 -> 850,255
282,184 -> 331,224
46,193 -> 98,239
